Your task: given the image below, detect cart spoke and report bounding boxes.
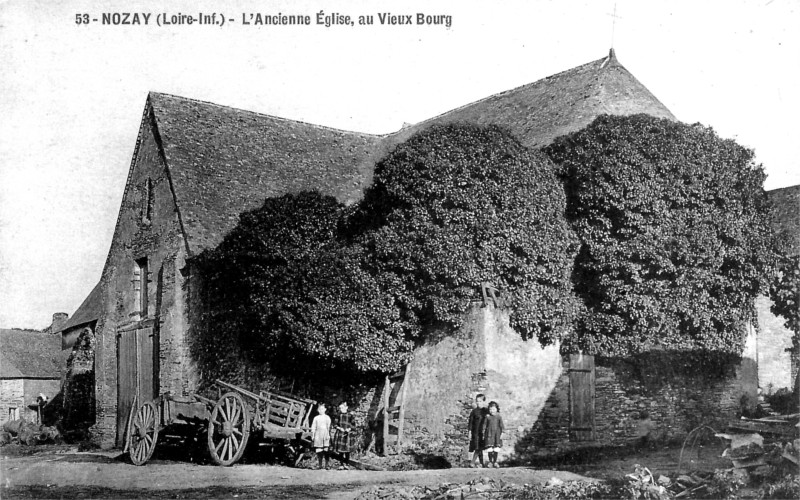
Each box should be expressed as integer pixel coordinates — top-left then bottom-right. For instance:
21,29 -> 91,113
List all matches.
230,398 -> 238,421
231,433 -> 239,452
231,405 -> 240,426
232,428 -> 242,437
221,437 -> 230,461
215,437 -> 225,453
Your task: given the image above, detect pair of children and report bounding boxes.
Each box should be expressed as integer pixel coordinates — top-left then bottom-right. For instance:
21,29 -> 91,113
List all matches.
310,401 -> 353,469
467,394 -> 504,468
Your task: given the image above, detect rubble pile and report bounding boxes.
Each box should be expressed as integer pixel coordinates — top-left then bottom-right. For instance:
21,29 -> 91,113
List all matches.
354,477 -> 524,500
0,419 -> 60,446
716,413 -> 799,482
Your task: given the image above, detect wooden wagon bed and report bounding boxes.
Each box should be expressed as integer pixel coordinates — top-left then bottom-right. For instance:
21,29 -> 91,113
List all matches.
126,379 -> 315,466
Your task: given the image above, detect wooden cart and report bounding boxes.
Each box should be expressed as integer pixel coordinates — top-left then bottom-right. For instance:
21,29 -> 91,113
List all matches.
126,379 -> 316,466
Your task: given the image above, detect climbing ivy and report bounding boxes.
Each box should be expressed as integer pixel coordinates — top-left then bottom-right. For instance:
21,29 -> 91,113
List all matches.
347,124 -> 579,345
544,114 -> 780,356
192,124 -> 580,379
192,192 -> 416,380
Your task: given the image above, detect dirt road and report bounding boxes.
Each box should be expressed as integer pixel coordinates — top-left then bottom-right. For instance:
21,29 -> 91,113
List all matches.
2,449 -> 591,499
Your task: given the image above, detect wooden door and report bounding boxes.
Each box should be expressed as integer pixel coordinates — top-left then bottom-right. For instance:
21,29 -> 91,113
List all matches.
569,353 -> 595,442
116,327 -> 157,446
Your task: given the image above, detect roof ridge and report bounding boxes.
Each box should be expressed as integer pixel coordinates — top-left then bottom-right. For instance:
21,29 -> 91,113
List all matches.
596,58 -> 676,121
389,55 -> 609,137
767,184 -> 800,193
148,91 -> 383,139
100,96 -> 153,278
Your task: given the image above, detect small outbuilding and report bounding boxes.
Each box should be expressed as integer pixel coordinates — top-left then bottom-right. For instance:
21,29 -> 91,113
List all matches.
0,329 -> 68,425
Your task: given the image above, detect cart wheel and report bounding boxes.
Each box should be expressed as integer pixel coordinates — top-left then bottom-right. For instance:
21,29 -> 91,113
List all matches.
128,401 -> 159,466
207,391 -> 250,466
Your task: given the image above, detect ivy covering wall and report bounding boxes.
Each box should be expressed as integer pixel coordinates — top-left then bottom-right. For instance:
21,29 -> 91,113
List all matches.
192,124 -> 577,381
191,116 -> 781,384
544,114 -> 779,357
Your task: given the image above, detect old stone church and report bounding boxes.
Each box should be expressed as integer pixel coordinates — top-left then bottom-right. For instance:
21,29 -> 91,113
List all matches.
65,49 -> 797,457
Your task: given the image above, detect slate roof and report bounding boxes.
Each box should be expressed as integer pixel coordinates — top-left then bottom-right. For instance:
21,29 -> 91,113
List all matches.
149,94 -> 390,253
143,49 -> 675,255
0,329 -> 69,379
53,282 -> 102,334
391,49 -> 676,149
767,184 -> 800,257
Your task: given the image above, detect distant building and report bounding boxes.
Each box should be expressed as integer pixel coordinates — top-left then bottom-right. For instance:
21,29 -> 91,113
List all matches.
43,312 -> 69,335
0,329 -> 68,424
52,282 -> 102,350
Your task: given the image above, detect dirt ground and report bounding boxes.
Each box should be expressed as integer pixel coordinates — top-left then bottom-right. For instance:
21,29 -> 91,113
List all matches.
0,442 -> 728,499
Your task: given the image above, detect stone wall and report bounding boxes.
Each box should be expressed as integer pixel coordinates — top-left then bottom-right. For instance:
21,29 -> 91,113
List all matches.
400,305 -> 562,466
22,379 -> 62,423
755,295 -> 795,392
522,348 -> 756,456
1,379 -> 61,425
0,380 -> 24,425
92,109 -> 195,448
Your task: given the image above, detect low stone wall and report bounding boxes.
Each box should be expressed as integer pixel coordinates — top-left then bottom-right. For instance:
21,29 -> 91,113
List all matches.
520,354 -> 754,456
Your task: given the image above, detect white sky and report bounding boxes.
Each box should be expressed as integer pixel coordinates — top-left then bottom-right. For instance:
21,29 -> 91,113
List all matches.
1,0 -> 798,329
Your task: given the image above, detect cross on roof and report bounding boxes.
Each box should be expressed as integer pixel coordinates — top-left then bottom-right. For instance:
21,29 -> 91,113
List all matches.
607,3 -> 623,48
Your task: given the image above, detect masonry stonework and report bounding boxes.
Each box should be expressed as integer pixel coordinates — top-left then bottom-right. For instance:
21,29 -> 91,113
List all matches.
755,295 -> 795,392
400,305 -> 561,465
0,380 -> 24,424
523,336 -> 757,456
92,108 -> 196,448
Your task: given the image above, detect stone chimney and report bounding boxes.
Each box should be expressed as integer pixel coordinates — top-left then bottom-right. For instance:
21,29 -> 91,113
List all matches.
47,312 -> 69,333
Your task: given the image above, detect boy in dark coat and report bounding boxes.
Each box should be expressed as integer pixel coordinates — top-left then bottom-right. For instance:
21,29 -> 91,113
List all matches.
467,394 -> 487,467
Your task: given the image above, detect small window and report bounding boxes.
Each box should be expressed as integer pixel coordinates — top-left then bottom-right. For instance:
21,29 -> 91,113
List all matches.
134,257 -> 149,317
9,407 -> 19,421
142,178 -> 154,223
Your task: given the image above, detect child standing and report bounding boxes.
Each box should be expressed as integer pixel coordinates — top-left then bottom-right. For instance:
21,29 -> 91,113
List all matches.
467,394 -> 487,467
332,401 -> 354,466
481,401 -> 504,468
310,403 -> 332,469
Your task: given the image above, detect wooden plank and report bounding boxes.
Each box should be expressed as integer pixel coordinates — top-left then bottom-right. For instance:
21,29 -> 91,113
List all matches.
382,375 -> 390,455
397,364 -> 409,448
137,328 -> 155,402
188,392 -> 216,408
116,331 -> 138,447
569,354 -> 595,442
215,379 -> 262,402
122,394 -> 138,453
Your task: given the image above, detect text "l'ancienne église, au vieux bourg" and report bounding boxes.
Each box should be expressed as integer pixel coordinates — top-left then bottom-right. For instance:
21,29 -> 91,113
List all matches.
76,11 -> 453,28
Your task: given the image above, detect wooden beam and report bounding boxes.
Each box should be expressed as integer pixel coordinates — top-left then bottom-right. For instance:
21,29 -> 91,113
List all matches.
382,375 -> 390,455
397,363 -> 410,448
